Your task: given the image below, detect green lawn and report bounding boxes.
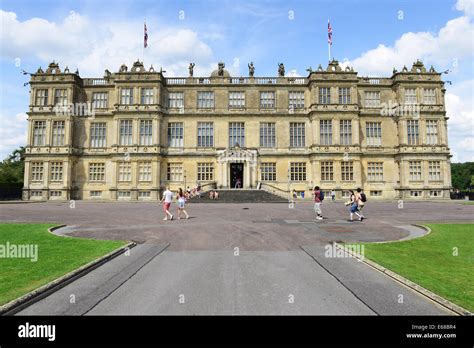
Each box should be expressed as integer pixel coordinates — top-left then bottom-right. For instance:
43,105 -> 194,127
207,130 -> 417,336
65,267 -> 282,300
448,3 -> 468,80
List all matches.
0,223 -> 127,306
351,224 -> 473,312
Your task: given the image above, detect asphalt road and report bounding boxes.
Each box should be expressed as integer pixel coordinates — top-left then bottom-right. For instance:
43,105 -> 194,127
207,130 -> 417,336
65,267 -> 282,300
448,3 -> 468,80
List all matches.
5,201 -> 470,315
17,244 -> 451,315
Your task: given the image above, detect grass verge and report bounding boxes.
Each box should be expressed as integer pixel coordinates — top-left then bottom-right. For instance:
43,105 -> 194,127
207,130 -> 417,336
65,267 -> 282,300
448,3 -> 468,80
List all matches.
0,223 -> 127,306
351,224 -> 473,312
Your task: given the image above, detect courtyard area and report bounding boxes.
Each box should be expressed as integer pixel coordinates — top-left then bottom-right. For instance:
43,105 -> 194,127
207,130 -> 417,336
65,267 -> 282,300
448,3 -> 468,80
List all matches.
0,200 -> 472,315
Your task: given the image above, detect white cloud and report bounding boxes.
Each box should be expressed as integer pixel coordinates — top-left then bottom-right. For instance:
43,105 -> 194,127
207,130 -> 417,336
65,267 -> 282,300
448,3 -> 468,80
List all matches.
0,112 -> 28,159
456,0 -> 474,16
0,10 -> 216,77
445,79 -> 474,162
342,15 -> 473,76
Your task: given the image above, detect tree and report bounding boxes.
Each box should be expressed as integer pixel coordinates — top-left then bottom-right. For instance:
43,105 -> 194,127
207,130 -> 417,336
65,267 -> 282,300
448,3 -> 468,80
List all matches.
0,147 -> 25,184
451,162 -> 474,191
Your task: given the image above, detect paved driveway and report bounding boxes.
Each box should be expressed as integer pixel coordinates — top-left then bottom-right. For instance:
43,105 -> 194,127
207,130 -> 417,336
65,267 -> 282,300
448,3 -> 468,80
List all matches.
2,200 -> 472,315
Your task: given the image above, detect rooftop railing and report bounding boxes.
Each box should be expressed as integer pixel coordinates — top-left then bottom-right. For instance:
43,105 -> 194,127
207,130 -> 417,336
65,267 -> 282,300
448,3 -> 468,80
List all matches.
165,77 -> 308,85
83,78 -> 109,86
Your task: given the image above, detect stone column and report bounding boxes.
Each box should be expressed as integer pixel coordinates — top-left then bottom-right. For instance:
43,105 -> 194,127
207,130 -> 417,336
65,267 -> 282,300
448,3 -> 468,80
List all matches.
244,162 -> 250,188
353,119 -> 360,145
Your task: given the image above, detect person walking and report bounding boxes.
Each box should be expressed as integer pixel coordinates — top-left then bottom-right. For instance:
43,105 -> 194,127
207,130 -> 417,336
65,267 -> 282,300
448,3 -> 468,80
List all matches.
176,188 -> 189,220
313,186 -> 324,221
356,187 -> 366,219
160,186 -> 174,221
331,189 -> 336,201
347,189 -> 363,222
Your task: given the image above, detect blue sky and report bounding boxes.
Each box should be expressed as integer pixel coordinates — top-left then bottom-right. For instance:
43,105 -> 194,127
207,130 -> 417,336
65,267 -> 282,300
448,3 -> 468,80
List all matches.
0,0 -> 473,161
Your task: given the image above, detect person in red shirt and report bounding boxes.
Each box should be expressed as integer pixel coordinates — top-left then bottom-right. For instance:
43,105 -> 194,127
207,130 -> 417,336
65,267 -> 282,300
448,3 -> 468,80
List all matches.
313,186 -> 323,221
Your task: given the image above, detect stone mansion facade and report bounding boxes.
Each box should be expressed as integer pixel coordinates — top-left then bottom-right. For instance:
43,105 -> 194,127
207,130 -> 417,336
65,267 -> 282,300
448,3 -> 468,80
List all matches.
23,59 -> 452,201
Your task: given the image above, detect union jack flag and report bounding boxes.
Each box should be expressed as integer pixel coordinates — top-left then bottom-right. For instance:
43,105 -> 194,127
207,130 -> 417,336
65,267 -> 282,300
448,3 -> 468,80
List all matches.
328,20 -> 332,46
144,22 -> 148,48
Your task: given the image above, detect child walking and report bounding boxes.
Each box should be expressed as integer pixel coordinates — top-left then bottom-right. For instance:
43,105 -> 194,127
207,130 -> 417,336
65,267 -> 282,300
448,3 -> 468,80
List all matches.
177,188 -> 189,220
161,186 -> 174,221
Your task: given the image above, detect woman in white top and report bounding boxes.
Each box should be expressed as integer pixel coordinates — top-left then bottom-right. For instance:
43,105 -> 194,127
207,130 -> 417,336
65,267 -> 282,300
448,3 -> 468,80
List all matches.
177,188 -> 189,220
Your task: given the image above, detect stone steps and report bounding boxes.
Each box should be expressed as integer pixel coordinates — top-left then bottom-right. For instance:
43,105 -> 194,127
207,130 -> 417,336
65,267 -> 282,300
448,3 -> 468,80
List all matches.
188,189 -> 287,203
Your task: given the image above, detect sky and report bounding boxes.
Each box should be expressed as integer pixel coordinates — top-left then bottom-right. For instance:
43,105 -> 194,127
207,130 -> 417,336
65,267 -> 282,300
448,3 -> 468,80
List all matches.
0,0 -> 473,162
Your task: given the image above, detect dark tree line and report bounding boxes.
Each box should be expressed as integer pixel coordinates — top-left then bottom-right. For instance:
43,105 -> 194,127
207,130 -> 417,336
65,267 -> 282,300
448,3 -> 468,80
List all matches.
451,162 -> 474,191
0,147 -> 25,184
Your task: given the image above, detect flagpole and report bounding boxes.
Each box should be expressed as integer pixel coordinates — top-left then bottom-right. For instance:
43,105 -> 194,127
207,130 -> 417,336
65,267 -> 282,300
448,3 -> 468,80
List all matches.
143,19 -> 146,65
328,19 -> 331,62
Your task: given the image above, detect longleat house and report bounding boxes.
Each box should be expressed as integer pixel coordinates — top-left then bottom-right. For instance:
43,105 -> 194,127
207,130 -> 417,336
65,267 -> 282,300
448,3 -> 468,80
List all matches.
22,59 -> 452,200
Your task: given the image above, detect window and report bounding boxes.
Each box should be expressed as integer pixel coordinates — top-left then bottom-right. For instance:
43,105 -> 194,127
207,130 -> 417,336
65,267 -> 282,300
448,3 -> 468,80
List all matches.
260,163 -> 276,181
197,163 -> 214,181
407,120 -> 419,145
321,161 -> 334,181
141,88 -> 154,105
168,92 -> 184,108
260,122 -> 276,148
90,123 -> 107,148
89,163 -> 105,182
365,91 -> 380,107
168,122 -> 184,148
197,122 -> 214,147
50,162 -> 63,182
197,91 -> 214,108
366,122 -> 382,146
367,162 -> 383,181
428,161 -> 441,181
139,191 -> 151,198
33,121 -> 46,146
340,120 -> 352,145
90,191 -> 102,197
289,91 -> 305,109
119,120 -> 133,145
229,92 -> 245,109
229,122 -> 245,147
405,88 -> 417,104
423,88 -> 436,105
121,88 -> 133,105
370,191 -> 382,197
290,162 -> 306,181
167,163 -> 183,181
260,91 -> 275,109
92,92 -> 108,109
31,191 -> 42,197
290,122 -> 305,148
410,190 -> 423,197
138,162 -> 152,182
319,87 -> 330,104
31,162 -> 43,181
36,89 -> 48,106
426,120 -> 438,145
430,190 -> 442,197
341,161 -> 354,181
409,161 -> 422,181
339,87 -> 351,104
139,120 -> 153,145
54,89 -> 68,106
52,121 -> 65,146
118,162 -> 132,182
118,191 -> 131,199
320,120 -> 332,145
50,191 -> 62,197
